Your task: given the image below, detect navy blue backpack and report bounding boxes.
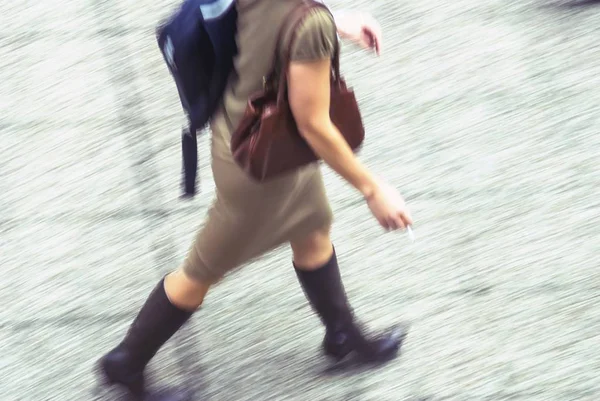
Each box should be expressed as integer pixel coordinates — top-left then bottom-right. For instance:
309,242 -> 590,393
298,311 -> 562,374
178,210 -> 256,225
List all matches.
156,0 -> 238,197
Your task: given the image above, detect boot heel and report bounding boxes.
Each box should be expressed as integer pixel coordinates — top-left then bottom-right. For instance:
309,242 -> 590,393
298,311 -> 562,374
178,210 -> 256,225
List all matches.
94,359 -> 115,387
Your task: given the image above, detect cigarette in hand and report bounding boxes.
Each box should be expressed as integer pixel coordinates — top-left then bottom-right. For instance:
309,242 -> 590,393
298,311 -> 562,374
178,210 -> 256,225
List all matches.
406,225 -> 415,243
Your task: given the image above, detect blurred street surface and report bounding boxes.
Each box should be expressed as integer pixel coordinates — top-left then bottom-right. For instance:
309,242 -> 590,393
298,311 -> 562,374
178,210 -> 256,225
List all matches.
1,0 -> 599,400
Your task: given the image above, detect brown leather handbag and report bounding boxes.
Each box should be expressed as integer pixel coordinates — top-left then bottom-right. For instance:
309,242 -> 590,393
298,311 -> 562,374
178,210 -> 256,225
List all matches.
230,0 -> 365,182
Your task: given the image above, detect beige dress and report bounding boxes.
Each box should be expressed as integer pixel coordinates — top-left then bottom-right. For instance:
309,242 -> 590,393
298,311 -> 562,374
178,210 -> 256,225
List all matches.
182,0 -> 338,282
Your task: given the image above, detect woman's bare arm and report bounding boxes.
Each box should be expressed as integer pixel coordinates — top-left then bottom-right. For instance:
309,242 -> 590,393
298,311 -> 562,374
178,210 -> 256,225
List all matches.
288,58 -> 413,230
288,58 -> 376,198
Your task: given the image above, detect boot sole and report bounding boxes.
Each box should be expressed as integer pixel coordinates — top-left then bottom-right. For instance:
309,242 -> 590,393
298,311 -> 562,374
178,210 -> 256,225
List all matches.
94,358 -> 194,401
322,346 -> 400,375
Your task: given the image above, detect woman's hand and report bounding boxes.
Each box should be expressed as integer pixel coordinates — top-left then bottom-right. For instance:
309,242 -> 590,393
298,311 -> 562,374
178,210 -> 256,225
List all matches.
334,11 -> 383,55
365,178 -> 413,231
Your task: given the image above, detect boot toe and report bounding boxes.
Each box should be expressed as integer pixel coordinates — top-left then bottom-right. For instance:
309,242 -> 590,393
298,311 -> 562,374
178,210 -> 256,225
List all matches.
372,324 -> 409,361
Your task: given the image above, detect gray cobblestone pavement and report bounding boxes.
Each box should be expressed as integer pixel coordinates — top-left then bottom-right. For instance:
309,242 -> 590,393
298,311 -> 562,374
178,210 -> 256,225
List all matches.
1,0 -> 599,400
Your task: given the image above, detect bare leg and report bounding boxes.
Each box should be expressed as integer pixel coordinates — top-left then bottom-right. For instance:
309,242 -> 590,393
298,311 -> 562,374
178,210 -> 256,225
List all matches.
165,268 -> 211,311
290,227 -> 334,270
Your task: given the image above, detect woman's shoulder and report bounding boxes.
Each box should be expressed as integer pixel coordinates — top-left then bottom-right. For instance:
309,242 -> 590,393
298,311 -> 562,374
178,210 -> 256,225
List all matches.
284,5 -> 338,62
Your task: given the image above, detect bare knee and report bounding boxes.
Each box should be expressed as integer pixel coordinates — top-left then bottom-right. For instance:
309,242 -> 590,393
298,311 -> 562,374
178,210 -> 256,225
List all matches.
164,268 -> 212,311
290,226 -> 333,270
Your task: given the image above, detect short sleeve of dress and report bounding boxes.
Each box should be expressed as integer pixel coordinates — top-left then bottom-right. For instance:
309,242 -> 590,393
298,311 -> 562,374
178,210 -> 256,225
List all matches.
288,7 -> 337,62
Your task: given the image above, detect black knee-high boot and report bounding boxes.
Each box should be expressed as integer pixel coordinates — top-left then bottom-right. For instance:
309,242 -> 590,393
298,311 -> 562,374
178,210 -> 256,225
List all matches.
294,250 -> 408,364
98,278 -> 193,401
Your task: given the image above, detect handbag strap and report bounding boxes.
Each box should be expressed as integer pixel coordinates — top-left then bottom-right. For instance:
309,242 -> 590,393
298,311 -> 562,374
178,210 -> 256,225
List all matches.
271,0 -> 341,106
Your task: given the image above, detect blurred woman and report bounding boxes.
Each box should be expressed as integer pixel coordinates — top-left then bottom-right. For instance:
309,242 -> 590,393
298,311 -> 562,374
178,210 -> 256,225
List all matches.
98,1 -> 412,400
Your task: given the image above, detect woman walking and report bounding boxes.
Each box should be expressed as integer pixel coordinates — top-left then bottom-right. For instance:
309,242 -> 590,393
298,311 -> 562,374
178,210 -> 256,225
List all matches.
98,1 -> 413,400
